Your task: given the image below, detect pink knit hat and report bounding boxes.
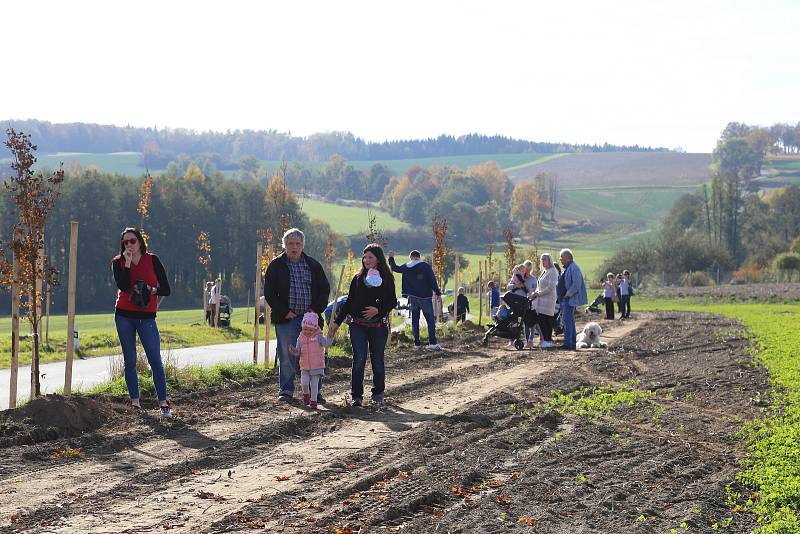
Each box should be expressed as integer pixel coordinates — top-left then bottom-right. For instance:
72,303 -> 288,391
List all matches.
302,312 -> 319,328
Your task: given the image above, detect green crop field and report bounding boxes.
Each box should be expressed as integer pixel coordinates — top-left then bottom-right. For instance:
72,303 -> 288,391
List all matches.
300,198 -> 408,236
260,153 -> 559,177
639,297 -> 800,533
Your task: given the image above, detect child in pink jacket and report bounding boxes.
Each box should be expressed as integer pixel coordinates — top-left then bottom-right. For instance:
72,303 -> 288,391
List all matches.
289,312 -> 333,409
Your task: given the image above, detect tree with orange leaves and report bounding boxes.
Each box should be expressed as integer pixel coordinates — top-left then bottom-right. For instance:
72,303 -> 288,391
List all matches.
0,129 -> 64,398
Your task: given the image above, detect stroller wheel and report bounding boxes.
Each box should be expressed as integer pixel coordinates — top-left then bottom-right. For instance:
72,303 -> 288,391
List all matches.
514,339 -> 525,351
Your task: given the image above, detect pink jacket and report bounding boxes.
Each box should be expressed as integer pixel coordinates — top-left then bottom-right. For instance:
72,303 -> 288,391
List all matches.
296,332 -> 330,371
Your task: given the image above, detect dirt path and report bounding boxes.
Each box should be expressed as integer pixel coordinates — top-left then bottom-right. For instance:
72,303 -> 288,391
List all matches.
0,315 -> 765,533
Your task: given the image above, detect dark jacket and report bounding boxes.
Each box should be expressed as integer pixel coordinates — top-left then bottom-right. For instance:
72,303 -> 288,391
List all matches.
388,257 -> 440,298
263,252 -> 330,325
335,273 -> 397,326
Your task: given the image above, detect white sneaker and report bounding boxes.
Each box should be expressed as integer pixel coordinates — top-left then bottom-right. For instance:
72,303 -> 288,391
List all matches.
413,344 -> 424,351
427,343 -> 443,351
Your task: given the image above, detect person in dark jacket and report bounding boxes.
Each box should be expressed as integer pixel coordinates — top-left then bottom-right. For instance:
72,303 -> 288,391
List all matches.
451,287 -> 470,323
388,250 -> 442,350
112,227 -> 173,417
330,244 -> 397,406
264,228 -> 331,402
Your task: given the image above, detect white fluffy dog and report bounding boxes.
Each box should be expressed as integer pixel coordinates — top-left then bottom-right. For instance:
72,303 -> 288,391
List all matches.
576,322 -> 607,348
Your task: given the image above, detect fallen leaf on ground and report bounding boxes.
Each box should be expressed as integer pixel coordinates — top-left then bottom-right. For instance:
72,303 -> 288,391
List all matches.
495,493 -> 511,506
9,514 -> 18,522
518,516 -> 536,526
397,470 -> 411,479
377,494 -> 387,502
275,475 -> 290,481
190,469 -> 202,475
510,472 -> 521,479
450,485 -> 469,498
346,464 -> 358,470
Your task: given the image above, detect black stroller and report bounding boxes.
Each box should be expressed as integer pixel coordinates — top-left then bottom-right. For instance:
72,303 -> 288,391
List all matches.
218,295 -> 232,327
482,292 -> 529,350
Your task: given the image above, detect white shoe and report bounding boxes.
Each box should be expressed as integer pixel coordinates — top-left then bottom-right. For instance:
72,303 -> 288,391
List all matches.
540,341 -> 554,349
413,345 -> 424,351
427,343 -> 443,351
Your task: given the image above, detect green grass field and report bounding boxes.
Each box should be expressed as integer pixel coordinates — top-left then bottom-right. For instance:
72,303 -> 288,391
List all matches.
300,198 -> 409,236
261,153 -> 559,177
0,152 -> 146,176
2,151 -> 559,180
639,297 -> 800,533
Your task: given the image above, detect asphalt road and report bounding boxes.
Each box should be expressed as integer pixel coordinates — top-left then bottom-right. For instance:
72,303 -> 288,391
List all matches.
1,340 -> 277,410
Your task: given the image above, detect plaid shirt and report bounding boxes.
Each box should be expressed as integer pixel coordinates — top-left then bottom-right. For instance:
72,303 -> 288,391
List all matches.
287,257 -> 313,314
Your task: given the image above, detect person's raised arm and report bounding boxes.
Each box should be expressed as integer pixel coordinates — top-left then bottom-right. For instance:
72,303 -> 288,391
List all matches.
112,258 -> 130,291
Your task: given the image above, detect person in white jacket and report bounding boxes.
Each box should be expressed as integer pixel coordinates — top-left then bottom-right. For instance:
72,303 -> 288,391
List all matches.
530,253 -> 559,349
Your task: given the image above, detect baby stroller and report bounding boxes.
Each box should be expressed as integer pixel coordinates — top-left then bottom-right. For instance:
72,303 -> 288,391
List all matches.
482,292 -> 528,350
218,295 -> 232,327
586,293 -> 604,314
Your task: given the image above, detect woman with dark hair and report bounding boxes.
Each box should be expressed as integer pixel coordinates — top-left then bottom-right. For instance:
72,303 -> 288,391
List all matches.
329,243 -> 397,407
111,227 -> 173,417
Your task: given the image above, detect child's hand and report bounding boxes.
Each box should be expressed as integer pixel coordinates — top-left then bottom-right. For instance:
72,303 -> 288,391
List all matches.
288,345 -> 299,356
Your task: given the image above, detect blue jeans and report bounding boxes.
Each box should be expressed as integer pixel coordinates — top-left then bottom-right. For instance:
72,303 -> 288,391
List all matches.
349,323 -> 388,401
562,303 -> 577,348
115,315 -> 168,401
408,296 -> 437,346
620,295 -> 631,317
275,316 -> 302,397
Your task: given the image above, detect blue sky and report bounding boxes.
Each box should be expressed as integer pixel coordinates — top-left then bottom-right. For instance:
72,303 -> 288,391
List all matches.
1,0 -> 798,152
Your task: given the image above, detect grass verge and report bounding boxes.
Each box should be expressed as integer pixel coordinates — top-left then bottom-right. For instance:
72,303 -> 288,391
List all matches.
87,361 -> 271,397
639,297 -> 800,533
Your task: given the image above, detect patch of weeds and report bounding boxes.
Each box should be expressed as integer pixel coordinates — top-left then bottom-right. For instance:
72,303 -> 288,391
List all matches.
541,383 -> 655,421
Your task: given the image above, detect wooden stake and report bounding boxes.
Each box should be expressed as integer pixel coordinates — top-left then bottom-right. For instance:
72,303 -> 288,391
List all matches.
64,221 -> 78,396
264,246 -> 273,368
452,253 -> 459,324
478,263 -> 483,326
214,277 -> 222,328
253,242 -> 262,364
45,282 -> 51,344
9,229 -> 21,409
328,265 -> 347,336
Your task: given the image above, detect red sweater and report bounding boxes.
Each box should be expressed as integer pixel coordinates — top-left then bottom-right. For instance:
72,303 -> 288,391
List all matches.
112,253 -> 170,318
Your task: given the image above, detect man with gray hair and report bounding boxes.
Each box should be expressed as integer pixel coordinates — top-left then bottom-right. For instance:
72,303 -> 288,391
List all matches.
264,228 -> 331,401
556,248 -> 587,350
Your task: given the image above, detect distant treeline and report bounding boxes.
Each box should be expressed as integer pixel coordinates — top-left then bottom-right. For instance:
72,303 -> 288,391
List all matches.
0,169 -> 337,313
1,119 -> 665,165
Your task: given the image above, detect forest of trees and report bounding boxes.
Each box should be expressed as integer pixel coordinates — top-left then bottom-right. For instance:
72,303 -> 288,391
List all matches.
0,119 -> 665,166
598,121 -> 800,282
0,166 -> 346,313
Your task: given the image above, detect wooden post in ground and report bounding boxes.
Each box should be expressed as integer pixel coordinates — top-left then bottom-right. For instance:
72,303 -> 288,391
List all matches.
45,282 -> 51,344
64,221 -> 78,396
214,277 -> 222,328
451,252 -> 459,325
478,263 -> 483,325
9,229 -> 22,409
264,247 -> 274,368
253,242 -> 263,364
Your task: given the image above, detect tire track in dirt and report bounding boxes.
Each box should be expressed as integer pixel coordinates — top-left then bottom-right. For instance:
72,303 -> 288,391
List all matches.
1,318 -> 642,533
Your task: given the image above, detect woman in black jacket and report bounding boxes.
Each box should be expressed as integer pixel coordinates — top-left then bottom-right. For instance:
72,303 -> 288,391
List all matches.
329,244 -> 396,407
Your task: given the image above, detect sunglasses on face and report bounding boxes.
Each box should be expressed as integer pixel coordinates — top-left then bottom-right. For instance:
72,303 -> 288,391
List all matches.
122,238 -> 138,246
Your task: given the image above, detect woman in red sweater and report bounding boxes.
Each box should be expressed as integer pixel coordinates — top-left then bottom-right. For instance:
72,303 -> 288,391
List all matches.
111,227 -> 172,417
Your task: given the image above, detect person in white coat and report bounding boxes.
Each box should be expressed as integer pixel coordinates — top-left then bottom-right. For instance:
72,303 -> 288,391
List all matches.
530,253 -> 558,349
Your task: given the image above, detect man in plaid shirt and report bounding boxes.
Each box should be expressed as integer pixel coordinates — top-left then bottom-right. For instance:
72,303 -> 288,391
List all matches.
264,228 -> 331,402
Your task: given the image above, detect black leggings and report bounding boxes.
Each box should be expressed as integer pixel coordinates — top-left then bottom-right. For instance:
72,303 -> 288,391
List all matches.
537,313 -> 554,342
604,297 -> 615,320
